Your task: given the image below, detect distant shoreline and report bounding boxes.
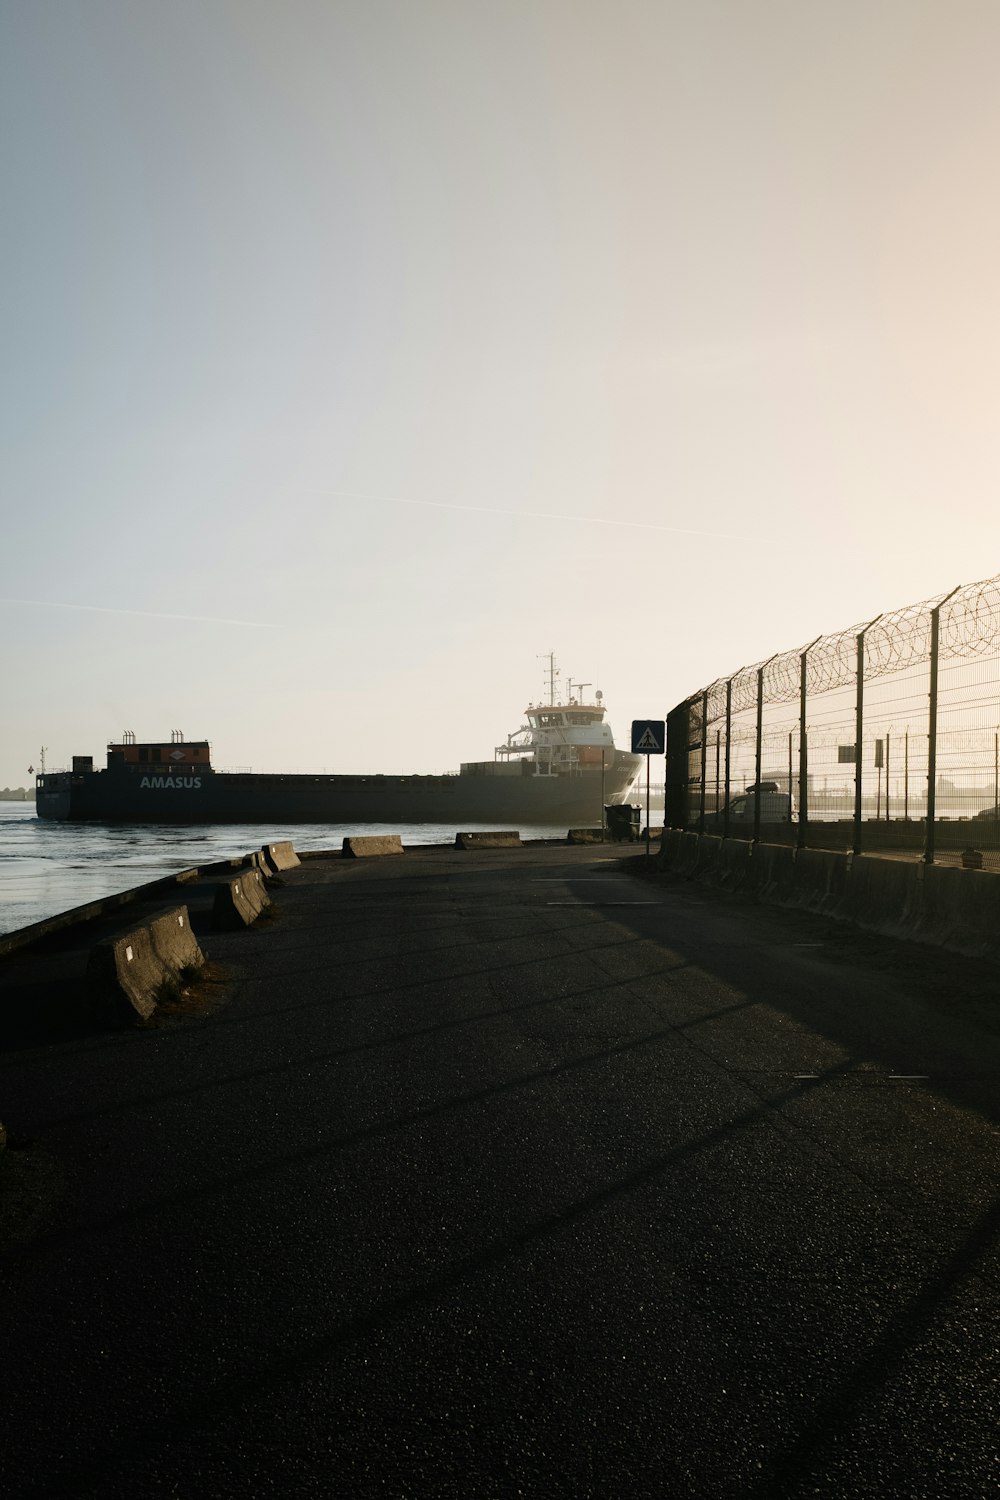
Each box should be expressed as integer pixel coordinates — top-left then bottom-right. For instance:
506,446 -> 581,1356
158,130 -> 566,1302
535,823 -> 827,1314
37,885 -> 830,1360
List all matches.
0,793 -> 35,802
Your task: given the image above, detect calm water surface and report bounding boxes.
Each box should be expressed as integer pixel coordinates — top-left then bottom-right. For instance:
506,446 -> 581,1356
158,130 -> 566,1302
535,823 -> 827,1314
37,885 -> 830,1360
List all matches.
0,802 -> 572,936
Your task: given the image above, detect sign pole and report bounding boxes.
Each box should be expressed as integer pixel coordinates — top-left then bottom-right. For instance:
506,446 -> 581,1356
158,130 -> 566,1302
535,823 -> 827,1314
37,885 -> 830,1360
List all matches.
631,720 -> 665,854
645,754 -> 651,855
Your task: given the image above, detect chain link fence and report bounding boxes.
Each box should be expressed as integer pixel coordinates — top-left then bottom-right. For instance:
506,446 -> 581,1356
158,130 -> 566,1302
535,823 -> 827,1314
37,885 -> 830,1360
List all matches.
665,572 -> 1000,866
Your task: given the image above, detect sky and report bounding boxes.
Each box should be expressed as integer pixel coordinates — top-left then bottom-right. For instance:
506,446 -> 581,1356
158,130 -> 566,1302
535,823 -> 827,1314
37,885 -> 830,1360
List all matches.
3,0 -> 1000,784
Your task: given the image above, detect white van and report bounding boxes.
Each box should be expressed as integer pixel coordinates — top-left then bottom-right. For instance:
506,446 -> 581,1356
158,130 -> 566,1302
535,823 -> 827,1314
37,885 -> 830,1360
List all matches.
704,781 -> 793,828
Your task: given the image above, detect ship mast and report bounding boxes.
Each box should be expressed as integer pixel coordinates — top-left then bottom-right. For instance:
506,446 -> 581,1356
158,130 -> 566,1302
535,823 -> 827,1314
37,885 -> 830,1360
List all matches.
538,651 -> 560,706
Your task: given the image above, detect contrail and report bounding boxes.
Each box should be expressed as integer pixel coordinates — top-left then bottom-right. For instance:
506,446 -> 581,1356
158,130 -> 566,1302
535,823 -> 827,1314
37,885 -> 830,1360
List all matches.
396,498 -> 737,539
0,598 -> 273,628
325,491 -> 739,540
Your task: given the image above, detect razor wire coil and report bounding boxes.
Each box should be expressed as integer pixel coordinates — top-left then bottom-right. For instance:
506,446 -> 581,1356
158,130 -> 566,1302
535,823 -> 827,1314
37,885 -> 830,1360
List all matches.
696,573 -> 1000,724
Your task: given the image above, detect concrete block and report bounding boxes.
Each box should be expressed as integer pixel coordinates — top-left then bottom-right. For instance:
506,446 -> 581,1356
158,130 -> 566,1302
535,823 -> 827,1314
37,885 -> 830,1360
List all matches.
342,835 -> 405,858
687,834 -> 722,879
455,831 -> 522,849
717,838 -> 753,891
674,832 -> 702,876
749,842 -> 797,901
841,856 -> 920,936
918,863 -> 1000,956
86,925 -> 162,1022
567,828 -> 606,844
149,907 -> 204,976
212,869 -> 272,929
260,841 -> 300,873
658,828 -> 686,866
792,847 -> 852,915
86,906 -> 204,1023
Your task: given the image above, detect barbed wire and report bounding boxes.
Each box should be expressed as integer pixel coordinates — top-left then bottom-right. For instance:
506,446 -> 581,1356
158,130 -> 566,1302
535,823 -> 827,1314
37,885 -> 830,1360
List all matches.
694,571 -> 1000,724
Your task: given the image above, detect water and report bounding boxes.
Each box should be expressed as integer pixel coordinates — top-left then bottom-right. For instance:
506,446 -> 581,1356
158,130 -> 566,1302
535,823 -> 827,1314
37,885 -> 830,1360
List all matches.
0,802 -> 572,937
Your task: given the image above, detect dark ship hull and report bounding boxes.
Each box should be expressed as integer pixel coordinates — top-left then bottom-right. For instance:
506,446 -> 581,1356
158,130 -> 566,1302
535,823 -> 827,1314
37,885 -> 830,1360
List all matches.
35,754 -> 641,826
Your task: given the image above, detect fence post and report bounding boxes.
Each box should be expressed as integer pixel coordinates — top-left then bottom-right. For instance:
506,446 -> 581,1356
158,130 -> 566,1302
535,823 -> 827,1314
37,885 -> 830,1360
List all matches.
664,703 -> 691,830
699,689 -> 708,831
797,636 -> 821,850
754,666 -> 764,843
753,656 -> 777,843
723,678 -> 732,838
853,615 -> 883,856
925,586 -> 960,864
715,729 -> 721,818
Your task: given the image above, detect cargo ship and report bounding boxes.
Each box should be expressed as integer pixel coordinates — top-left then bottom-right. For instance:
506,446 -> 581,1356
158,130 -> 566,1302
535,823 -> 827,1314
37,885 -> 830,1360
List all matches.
35,668 -> 643,826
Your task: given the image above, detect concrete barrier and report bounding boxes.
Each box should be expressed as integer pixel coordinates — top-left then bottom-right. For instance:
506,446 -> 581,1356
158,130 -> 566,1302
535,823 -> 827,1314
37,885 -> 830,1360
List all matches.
212,869 -> 272,929
455,831 -> 522,849
748,842 -> 797,902
251,849 -> 285,875
716,838 -> 753,891
650,826 -> 1000,958
567,828 -> 606,844
260,841 -> 300,873
659,829 -> 686,865
918,863 -> 1000,956
342,835 -> 405,858
689,833 -> 724,879
678,832 -> 704,876
86,924 -> 162,1023
792,847 -> 852,916
86,905 -> 205,1022
148,907 -> 203,975
840,856 -> 919,936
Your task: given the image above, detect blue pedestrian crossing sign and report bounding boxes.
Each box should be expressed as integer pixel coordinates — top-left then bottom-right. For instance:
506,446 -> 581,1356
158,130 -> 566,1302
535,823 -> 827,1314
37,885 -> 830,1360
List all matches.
631,719 -> 665,754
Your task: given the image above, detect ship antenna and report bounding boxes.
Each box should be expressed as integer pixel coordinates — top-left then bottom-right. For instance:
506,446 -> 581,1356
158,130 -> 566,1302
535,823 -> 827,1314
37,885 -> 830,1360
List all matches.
537,651 -> 559,706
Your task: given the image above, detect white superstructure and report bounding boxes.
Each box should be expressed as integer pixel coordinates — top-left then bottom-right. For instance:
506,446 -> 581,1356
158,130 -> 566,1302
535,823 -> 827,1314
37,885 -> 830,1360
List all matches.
494,655 -> 619,779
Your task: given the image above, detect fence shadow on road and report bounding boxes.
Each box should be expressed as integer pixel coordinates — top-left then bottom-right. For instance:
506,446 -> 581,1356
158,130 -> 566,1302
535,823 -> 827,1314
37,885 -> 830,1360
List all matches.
8,851 -> 1000,1496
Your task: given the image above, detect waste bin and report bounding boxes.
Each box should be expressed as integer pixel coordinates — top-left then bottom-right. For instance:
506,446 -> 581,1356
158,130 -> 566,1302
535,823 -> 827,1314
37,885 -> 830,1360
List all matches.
605,803 -> 641,842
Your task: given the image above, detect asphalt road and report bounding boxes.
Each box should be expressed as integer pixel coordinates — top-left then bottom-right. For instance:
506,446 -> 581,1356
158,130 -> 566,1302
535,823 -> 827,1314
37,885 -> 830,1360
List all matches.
2,843 -> 1000,1498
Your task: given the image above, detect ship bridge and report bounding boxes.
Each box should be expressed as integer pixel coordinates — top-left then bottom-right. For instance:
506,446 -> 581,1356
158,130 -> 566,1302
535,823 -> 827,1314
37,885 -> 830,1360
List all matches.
496,699 -> 616,774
